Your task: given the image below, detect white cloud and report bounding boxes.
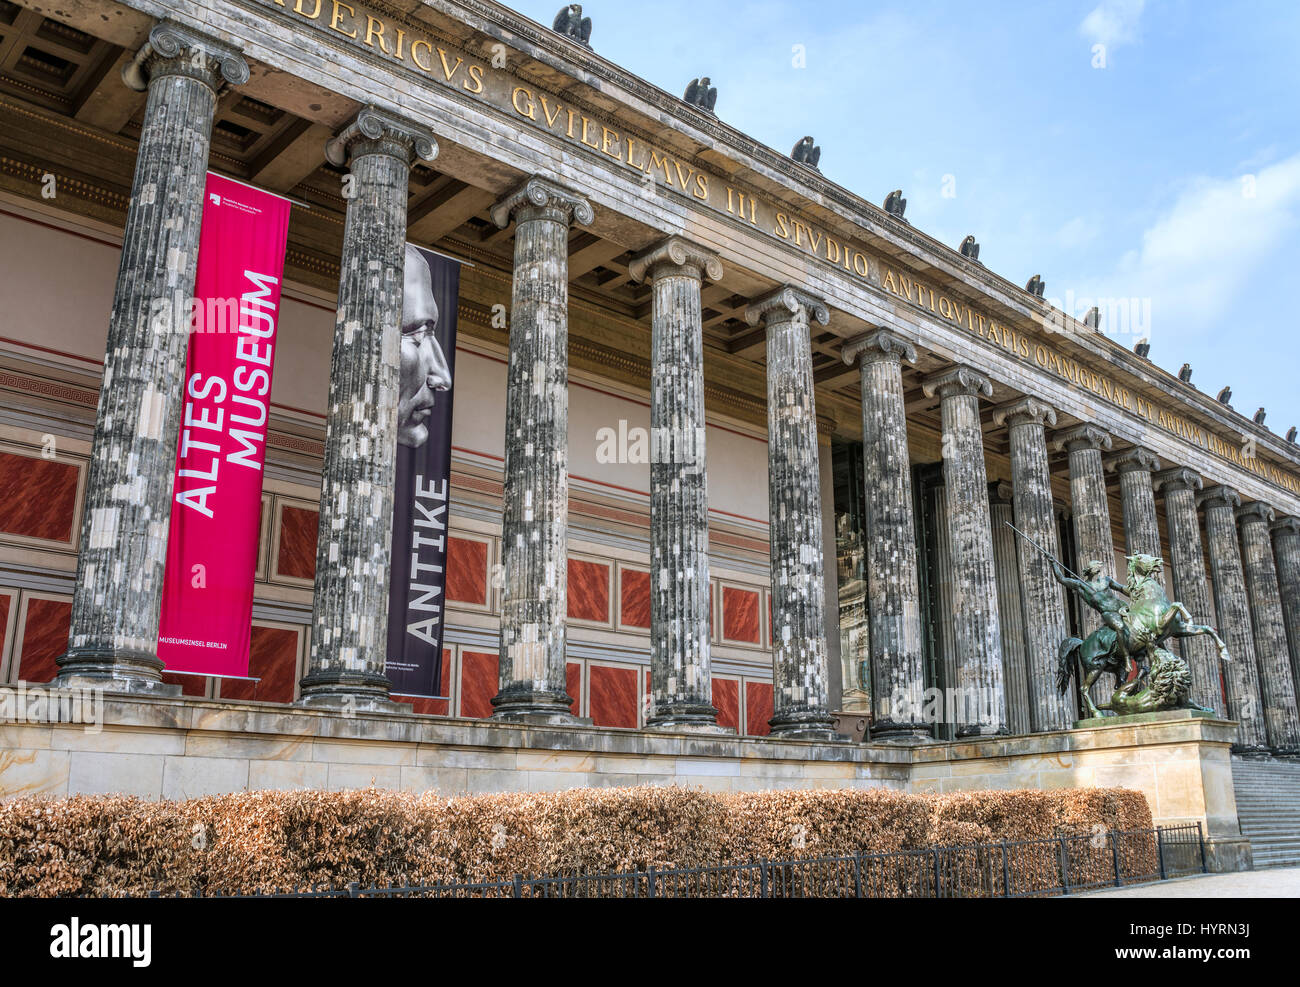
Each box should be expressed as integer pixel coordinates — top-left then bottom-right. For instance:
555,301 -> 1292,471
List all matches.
1079,0 -> 1145,47
1081,152 -> 1300,342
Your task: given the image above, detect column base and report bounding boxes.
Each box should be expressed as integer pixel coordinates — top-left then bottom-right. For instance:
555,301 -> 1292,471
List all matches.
490,687 -> 587,726
646,701 -> 724,733
297,670 -> 404,713
55,648 -> 181,697
868,725 -> 936,745
769,711 -> 840,742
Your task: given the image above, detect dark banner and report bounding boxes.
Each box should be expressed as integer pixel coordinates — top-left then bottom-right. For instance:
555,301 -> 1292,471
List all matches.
385,244 -> 460,697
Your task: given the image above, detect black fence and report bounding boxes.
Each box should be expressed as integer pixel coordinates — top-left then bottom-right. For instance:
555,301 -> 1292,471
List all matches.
150,822 -> 1206,899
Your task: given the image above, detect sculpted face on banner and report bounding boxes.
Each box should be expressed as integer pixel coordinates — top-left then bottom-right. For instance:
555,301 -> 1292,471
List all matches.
398,244 -> 452,448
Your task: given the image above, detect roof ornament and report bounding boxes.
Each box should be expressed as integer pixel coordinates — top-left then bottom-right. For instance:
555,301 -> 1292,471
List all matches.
1025,274 -> 1046,298
1133,339 -> 1150,358
883,189 -> 907,220
958,235 -> 980,262
1178,363 -> 1193,384
684,77 -> 717,113
1083,306 -> 1101,330
790,136 -> 821,170
1216,386 -> 1232,406
552,5 -> 592,47
1254,407 -> 1267,425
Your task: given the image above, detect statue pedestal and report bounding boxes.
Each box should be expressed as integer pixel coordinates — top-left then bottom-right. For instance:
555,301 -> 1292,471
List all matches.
909,709 -> 1253,872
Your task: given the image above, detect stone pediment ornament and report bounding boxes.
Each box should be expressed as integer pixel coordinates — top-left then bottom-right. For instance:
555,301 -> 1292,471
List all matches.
490,176 -> 595,228
1053,423 -> 1112,454
745,285 -> 830,329
122,20 -> 250,91
921,365 -> 993,400
628,236 -> 722,284
325,106 -> 437,167
841,328 -> 917,367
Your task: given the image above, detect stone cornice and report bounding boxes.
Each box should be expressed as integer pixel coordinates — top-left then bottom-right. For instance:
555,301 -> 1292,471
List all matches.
1237,501 -> 1276,525
744,286 -> 830,329
921,365 -> 993,401
324,105 -> 437,167
992,396 -> 1057,430
1053,424 -> 1113,454
1153,466 -> 1203,494
1105,446 -> 1161,476
1198,484 -> 1241,512
627,235 -> 722,284
841,328 -> 917,367
490,175 -> 594,228
124,20 -> 249,92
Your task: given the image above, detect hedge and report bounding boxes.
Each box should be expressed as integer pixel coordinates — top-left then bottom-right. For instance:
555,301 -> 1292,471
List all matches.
0,785 -> 1153,897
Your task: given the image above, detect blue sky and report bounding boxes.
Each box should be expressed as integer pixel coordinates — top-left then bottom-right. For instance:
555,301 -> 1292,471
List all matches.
508,0 -> 1300,436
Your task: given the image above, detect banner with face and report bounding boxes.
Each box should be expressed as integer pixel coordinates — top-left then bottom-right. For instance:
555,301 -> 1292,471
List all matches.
385,244 -> 459,697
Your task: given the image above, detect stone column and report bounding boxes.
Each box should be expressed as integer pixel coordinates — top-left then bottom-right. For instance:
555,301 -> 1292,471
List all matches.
993,398 -> 1074,732
747,287 -> 836,740
1105,446 -> 1162,559
1054,424 -> 1116,706
299,108 -> 437,709
921,366 -> 1006,736
1153,467 -> 1224,715
629,237 -> 723,730
1272,516 -> 1300,702
58,23 -> 248,691
489,177 -> 592,722
841,329 -> 927,739
1199,486 -> 1267,749
1238,502 -> 1300,752
988,482 -> 1031,735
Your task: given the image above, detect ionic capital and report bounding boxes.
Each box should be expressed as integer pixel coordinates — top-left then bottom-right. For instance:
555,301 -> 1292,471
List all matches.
123,20 -> 249,92
1237,501 -> 1276,526
1153,466 -> 1203,495
920,364 -> 993,401
628,235 -> 722,284
992,396 -> 1057,430
325,106 -> 437,168
841,328 -> 917,367
1271,515 -> 1300,537
1104,446 -> 1160,476
745,285 -> 830,329
1197,484 -> 1241,512
491,175 -> 594,229
1053,424 -> 1112,454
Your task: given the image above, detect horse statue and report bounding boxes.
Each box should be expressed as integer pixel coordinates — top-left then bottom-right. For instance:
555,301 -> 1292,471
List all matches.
1053,553 -> 1230,718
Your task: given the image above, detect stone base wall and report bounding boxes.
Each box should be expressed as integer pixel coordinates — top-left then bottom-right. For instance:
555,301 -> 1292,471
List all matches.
0,700 -> 1251,870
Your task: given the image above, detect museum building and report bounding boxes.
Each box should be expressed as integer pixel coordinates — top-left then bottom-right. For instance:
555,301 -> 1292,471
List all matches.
0,0 -> 1298,869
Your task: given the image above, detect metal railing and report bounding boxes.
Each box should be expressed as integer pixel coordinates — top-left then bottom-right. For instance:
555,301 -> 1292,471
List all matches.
146,822 -> 1206,898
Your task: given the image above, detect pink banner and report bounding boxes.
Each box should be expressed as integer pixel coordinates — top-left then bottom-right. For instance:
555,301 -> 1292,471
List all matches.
157,173 -> 292,677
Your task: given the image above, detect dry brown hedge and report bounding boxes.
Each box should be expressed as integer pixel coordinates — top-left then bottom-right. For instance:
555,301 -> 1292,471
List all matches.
0,785 -> 1152,897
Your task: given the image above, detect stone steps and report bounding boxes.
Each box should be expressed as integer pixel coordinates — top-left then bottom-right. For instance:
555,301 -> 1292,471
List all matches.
1232,756 -> 1300,869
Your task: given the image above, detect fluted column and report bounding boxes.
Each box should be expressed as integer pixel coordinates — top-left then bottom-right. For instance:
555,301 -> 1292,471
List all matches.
993,397 -> 1073,732
1153,467 -> 1224,715
58,23 -> 248,691
921,366 -> 1006,736
1200,485 -> 1267,748
1054,424 -> 1116,706
488,177 -> 592,722
1273,516 -> 1300,702
629,237 -> 723,730
300,108 -> 437,708
841,329 -> 927,739
1238,502 -> 1300,752
988,482 -> 1031,735
747,287 -> 836,740
1105,446 -> 1163,559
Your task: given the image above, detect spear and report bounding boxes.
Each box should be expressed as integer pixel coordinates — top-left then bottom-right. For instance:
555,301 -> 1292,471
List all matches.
1003,520 -> 1085,583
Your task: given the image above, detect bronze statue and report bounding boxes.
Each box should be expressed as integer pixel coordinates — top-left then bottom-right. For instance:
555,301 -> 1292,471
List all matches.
1025,274 -> 1045,298
684,77 -> 717,113
1254,407 -> 1267,425
1217,386 -> 1232,405
1179,362 -> 1193,384
1051,551 -> 1231,718
1007,522 -> 1230,719
884,189 -> 907,219
552,4 -> 592,47
959,235 -> 980,261
1134,339 -> 1150,358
